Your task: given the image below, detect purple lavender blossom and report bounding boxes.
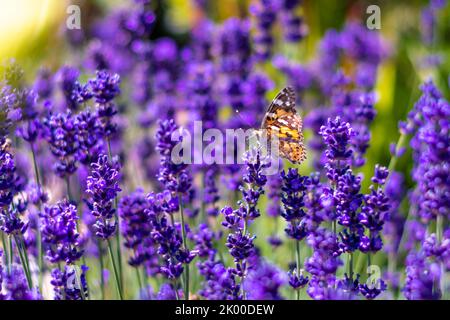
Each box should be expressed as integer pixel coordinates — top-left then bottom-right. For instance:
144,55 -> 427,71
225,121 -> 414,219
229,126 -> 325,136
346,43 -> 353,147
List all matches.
118,189 -> 154,266
404,246 -> 441,300
75,109 -> 103,165
198,258 -> 241,300
51,265 -> 89,300
43,111 -> 79,178
222,146 -> 269,296
0,85 -> 20,137
192,223 -> 220,259
86,154 -> 121,239
203,167 -> 220,217
1,265 -> 39,300
243,261 -> 287,300
305,228 -> 343,300
33,68 -> 54,100
0,144 -> 28,235
250,0 -> 279,61
281,168 -> 308,238
156,119 -> 192,194
0,142 -> 17,208
88,70 -> 121,104
401,81 -> 449,223
146,192 -> 195,281
359,165 -> 390,254
280,0 -> 308,42
157,283 -> 182,300
56,66 -> 80,110
41,199 -> 83,264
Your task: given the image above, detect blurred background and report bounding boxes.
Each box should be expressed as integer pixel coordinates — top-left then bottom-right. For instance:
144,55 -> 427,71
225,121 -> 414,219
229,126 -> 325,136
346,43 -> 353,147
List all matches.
2,0 -> 448,199
0,0 -> 448,299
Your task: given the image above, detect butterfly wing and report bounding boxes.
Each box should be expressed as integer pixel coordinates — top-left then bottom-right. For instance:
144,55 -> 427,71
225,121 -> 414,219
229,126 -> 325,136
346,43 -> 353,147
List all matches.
261,86 -> 296,129
262,86 -> 306,164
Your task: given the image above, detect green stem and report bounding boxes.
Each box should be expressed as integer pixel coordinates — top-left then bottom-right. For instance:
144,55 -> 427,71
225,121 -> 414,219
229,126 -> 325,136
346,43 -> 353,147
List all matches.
97,239 -> 105,300
436,215 -> 443,243
14,235 -> 33,289
200,171 -> 206,223
349,253 -> 354,280
66,176 -> 72,202
295,241 -> 301,274
30,143 -> 44,288
107,239 -> 123,300
1,233 -> 10,273
143,267 -> 152,298
106,138 -> 124,291
436,215 -> 444,297
8,236 -> 12,273
19,235 -> 33,286
295,240 -> 301,300
173,280 -> 180,300
30,143 -> 44,286
179,194 -> 189,301
30,142 -> 41,186
135,267 -> 143,293
241,272 -> 246,300
387,133 -> 408,175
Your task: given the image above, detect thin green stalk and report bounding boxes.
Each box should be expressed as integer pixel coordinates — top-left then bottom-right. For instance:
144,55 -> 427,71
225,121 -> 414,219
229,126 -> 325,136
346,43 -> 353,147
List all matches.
19,235 -> 33,282
143,267 -> 152,298
133,250 -> 144,294
107,238 -> 123,300
173,280 -> 180,300
200,171 -> 206,223
1,233 -> 10,273
8,236 -> 12,273
66,176 -> 72,202
241,270 -> 246,300
30,143 -> 41,186
178,194 -> 189,301
295,240 -> 301,300
348,253 -> 354,280
135,267 -> 143,293
106,138 -> 124,290
436,215 -> 444,297
14,235 -> 33,289
97,239 -> 105,300
114,200 -> 123,290
30,143 -> 44,289
387,133 -> 408,175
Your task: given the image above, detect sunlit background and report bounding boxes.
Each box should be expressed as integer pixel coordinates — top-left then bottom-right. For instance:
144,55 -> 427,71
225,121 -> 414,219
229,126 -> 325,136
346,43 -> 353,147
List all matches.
0,0 -> 448,300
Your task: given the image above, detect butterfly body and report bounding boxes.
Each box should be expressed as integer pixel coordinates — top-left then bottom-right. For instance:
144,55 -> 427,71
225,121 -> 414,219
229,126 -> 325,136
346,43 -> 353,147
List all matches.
261,86 -> 306,164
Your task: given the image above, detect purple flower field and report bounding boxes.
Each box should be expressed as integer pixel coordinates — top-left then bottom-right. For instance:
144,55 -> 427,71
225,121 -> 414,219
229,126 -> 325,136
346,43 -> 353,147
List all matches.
0,0 -> 448,301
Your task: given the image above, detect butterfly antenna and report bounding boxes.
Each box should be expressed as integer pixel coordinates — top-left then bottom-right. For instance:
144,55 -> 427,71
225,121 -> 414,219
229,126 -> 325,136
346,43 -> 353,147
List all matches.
234,109 -> 254,128
234,109 -> 262,144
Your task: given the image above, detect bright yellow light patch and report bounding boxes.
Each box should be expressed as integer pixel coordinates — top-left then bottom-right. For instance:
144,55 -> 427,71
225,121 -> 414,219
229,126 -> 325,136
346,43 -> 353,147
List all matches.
0,0 -> 64,59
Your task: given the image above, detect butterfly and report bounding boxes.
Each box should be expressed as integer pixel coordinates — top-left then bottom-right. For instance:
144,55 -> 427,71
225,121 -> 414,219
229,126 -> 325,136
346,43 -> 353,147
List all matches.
260,86 -> 306,164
